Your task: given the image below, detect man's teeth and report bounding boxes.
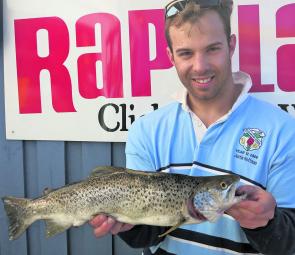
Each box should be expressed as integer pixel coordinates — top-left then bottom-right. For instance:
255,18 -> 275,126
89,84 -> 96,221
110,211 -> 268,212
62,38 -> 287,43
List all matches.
193,77 -> 212,83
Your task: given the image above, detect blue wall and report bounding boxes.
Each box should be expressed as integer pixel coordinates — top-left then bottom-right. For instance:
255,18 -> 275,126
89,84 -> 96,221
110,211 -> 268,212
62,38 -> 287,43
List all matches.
0,2 -> 141,254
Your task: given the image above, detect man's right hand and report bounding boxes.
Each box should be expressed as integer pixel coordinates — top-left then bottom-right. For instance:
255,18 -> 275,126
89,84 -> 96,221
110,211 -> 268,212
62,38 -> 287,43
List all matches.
89,215 -> 134,238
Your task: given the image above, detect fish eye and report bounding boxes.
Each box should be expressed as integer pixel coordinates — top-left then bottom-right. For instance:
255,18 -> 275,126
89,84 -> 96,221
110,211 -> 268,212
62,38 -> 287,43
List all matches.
220,182 -> 228,190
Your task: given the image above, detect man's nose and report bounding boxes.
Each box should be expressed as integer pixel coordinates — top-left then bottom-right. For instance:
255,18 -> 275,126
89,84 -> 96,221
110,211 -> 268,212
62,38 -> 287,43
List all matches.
191,53 -> 208,73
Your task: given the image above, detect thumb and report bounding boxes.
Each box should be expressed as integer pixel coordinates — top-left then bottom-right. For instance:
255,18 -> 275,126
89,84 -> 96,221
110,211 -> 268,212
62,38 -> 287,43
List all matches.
236,185 -> 260,200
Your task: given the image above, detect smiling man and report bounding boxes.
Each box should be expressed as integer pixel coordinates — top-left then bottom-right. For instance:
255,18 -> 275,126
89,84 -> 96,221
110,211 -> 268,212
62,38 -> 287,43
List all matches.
90,1 -> 295,254
166,6 -> 238,127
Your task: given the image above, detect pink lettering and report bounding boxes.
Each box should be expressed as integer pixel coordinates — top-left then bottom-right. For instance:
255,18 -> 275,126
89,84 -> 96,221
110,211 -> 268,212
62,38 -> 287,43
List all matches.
276,4 -> 295,92
76,13 -> 123,98
15,5 -> 293,115
238,5 -> 274,92
128,9 -> 172,97
14,17 -> 76,113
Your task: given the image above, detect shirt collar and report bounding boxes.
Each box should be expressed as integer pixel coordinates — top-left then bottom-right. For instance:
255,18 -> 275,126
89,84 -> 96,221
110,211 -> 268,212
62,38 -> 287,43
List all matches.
172,71 -> 252,113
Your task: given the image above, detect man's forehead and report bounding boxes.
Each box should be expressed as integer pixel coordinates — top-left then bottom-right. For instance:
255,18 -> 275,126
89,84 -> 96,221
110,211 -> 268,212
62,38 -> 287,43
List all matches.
169,10 -> 226,38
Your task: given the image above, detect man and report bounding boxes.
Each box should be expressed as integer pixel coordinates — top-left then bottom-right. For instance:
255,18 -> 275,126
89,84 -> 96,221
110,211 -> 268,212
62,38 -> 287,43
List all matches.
90,0 -> 295,254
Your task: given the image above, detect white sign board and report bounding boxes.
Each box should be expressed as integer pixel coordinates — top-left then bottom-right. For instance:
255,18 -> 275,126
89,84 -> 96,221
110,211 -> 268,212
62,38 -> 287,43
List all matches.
3,0 -> 295,142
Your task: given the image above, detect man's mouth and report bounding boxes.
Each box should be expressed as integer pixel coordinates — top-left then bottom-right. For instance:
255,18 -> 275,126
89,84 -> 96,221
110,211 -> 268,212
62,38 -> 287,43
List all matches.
192,76 -> 214,85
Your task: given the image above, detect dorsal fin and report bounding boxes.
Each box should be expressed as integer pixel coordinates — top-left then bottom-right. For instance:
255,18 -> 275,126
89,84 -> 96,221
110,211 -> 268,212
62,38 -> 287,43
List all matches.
125,169 -> 161,176
90,166 -> 166,178
90,166 -> 126,177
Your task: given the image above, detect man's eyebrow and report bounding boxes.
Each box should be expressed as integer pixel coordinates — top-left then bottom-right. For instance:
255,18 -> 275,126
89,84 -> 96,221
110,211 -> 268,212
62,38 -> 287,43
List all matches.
174,42 -> 224,54
207,42 -> 223,48
175,48 -> 192,54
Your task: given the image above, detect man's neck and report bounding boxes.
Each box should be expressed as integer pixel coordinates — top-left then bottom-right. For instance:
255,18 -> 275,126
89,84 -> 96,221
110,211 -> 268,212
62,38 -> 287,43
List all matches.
188,83 -> 243,128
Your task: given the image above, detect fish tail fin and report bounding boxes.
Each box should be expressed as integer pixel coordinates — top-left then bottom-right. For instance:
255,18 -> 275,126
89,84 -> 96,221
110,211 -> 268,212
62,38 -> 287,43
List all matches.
2,196 -> 33,240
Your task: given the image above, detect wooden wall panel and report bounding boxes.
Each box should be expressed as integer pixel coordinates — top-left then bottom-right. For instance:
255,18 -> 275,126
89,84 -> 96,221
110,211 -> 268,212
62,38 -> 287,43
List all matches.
0,3 -> 28,252
66,142 -> 113,255
25,141 -> 68,255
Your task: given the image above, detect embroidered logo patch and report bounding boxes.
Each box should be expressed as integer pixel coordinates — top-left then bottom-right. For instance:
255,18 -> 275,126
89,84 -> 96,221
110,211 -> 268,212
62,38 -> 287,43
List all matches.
240,128 -> 265,151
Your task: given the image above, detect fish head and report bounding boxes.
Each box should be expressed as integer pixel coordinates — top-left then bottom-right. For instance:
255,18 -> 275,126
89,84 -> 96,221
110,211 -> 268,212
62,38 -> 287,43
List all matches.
189,174 -> 245,223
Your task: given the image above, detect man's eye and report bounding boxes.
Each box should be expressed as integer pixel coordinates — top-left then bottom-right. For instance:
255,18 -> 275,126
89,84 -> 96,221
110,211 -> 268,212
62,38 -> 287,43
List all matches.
208,47 -> 220,52
178,51 -> 192,57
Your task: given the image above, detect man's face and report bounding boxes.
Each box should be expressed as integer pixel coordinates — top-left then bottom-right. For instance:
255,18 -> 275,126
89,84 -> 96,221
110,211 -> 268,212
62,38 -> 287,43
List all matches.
167,10 -> 236,105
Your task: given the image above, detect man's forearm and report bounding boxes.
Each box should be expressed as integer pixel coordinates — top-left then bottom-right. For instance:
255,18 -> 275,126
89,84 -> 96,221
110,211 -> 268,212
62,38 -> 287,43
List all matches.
243,207 -> 295,255
119,208 -> 295,253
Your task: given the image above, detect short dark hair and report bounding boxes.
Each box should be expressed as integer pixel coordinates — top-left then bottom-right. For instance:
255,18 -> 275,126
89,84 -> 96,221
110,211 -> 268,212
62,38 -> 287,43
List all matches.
165,0 -> 233,51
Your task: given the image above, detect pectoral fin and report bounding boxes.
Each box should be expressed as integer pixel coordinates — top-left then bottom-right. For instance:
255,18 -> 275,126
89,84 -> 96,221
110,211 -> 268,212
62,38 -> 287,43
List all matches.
158,220 -> 185,238
45,219 -> 71,238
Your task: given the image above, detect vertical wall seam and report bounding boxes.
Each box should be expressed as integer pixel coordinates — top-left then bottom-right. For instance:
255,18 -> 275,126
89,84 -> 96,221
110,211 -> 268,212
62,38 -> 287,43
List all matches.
23,141 -> 31,255
64,141 -> 71,255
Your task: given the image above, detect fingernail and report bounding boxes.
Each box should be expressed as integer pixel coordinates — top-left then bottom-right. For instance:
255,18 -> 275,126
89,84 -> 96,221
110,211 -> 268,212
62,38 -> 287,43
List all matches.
107,217 -> 115,224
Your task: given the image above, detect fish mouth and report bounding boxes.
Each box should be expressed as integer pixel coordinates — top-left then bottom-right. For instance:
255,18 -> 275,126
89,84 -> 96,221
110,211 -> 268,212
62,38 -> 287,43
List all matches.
187,199 -> 207,221
229,181 -> 247,200
234,189 -> 247,200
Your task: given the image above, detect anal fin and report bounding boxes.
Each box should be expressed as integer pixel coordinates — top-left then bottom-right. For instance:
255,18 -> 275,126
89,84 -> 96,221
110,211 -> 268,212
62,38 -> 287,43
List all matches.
45,219 -> 71,238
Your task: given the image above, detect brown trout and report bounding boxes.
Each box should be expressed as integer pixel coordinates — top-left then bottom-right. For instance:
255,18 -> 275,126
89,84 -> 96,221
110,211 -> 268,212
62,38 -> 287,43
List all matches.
2,166 -> 245,240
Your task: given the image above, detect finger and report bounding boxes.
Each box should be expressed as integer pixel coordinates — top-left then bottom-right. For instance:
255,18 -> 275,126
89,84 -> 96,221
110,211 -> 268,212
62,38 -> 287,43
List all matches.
89,214 -> 107,227
226,207 -> 269,228
228,201 -> 271,219
236,185 -> 260,200
236,198 -> 275,218
235,200 -> 263,211
227,203 -> 269,220
93,217 -> 116,238
226,206 -> 252,220
111,222 -> 134,235
225,201 -> 256,216
120,224 -> 134,232
227,203 -> 274,228
110,222 -> 124,235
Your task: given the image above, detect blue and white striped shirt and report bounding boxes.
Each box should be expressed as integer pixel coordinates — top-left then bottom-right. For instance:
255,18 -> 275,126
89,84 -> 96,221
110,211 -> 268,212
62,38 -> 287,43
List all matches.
125,72 -> 295,255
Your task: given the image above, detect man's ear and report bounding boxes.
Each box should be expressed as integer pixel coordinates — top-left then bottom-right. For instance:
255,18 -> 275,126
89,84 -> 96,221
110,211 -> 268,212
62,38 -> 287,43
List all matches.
229,34 -> 236,58
166,47 -> 175,65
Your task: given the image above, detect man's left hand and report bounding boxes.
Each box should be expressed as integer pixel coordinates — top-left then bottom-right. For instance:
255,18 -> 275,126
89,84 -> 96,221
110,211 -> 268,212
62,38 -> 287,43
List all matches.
226,185 -> 276,229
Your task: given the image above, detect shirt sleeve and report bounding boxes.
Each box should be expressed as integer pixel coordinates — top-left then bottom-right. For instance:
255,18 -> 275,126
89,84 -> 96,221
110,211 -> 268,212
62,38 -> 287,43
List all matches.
243,207 -> 295,255
125,118 -> 155,171
243,119 -> 295,254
